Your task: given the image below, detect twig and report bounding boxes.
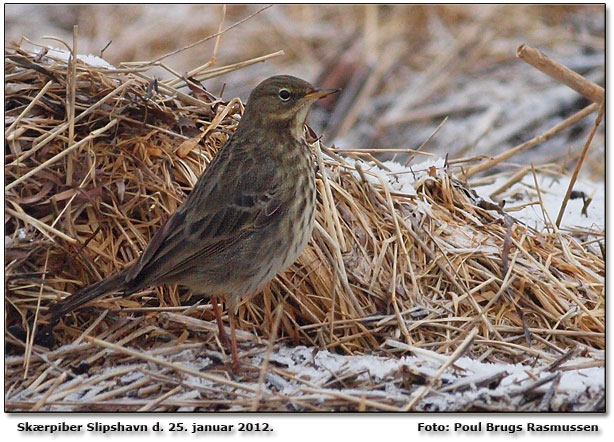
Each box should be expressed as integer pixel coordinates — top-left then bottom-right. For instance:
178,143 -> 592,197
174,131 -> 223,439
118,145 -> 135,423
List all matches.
463,103 -> 598,178
66,25 -> 78,187
160,311 -> 255,341
516,44 -> 604,104
510,372 -> 558,397
133,5 -> 273,66
138,386 -> 182,412
544,348 -> 576,373
6,206 -> 76,244
404,116 -> 448,166
402,327 -> 479,410
24,250 -> 50,378
556,100 -> 604,227
439,370 -> 508,393
299,386 -> 401,411
251,304 -> 283,411
538,371 -> 562,410
31,372 -> 67,411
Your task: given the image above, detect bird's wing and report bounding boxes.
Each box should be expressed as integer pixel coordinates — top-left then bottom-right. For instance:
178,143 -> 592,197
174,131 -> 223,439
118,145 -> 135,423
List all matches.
124,136 -> 284,287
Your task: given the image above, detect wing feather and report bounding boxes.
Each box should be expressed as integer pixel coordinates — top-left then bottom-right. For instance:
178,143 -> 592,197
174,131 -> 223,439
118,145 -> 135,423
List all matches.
124,134 -> 282,287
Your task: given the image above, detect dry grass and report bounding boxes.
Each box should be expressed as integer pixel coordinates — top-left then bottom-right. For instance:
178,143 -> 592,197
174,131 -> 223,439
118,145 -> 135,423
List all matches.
4,26 -> 604,411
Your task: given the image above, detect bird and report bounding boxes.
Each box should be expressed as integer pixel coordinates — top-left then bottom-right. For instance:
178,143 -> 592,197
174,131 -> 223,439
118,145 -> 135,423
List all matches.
47,75 -> 340,372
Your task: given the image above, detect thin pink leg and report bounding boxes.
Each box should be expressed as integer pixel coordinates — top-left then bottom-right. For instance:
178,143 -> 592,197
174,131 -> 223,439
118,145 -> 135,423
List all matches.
211,296 -> 230,349
229,310 -> 241,374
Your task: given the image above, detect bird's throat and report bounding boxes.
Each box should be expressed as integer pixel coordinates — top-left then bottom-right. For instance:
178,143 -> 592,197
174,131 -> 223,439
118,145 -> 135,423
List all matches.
290,105 -> 311,141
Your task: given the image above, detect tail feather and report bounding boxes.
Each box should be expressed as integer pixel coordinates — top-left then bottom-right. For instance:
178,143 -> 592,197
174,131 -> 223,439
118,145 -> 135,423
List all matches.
48,269 -> 133,323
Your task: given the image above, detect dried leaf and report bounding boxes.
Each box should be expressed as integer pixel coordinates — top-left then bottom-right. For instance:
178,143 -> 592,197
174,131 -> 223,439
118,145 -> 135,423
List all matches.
176,132 -> 206,158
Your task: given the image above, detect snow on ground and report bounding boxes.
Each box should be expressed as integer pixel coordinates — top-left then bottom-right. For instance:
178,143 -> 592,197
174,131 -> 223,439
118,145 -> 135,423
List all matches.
6,340 -> 603,411
342,156 -> 604,232
257,345 -> 603,411
474,173 -> 604,232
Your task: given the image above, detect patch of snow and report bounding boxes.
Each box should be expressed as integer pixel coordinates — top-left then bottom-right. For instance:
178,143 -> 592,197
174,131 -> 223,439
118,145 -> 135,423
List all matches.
474,173 -> 604,231
6,228 -> 30,247
268,345 -> 603,409
14,343 -> 602,411
339,154 -> 603,235
45,48 -> 115,69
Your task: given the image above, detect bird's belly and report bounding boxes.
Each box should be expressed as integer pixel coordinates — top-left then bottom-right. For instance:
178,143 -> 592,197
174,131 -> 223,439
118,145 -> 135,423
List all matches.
183,154 -> 316,305
273,210 -> 314,273
250,193 -> 315,287
198,198 -> 313,312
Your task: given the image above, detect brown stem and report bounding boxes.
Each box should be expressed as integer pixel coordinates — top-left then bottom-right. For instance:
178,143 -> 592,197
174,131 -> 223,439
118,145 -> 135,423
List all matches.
556,100 -> 605,227
463,103 -> 598,179
516,44 -> 604,104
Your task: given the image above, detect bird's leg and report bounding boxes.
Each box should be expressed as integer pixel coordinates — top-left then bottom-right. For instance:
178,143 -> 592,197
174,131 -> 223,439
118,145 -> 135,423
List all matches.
229,310 -> 241,373
210,296 -> 230,349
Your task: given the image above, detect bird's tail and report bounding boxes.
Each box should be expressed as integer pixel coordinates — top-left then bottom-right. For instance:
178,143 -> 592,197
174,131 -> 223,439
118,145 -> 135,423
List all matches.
48,269 -> 133,323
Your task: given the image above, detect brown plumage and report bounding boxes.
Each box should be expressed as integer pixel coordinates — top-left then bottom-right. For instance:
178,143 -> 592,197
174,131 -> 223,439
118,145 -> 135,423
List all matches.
48,75 -> 339,371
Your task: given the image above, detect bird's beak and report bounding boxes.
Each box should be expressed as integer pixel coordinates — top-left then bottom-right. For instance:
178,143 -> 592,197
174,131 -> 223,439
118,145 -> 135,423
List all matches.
304,87 -> 341,101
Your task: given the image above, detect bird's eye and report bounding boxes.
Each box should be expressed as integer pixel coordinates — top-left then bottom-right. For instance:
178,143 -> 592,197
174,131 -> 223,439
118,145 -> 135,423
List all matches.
278,89 -> 291,101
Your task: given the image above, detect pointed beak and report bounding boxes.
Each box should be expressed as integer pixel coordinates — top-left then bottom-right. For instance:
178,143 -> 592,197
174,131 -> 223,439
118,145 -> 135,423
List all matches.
304,87 -> 341,101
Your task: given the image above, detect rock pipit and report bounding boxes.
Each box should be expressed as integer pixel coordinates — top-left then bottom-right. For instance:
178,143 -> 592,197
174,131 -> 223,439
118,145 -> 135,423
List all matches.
48,75 -> 339,371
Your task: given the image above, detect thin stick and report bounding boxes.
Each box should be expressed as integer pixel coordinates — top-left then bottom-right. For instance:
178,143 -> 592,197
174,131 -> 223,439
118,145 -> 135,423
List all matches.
131,72 -> 211,108
463,103 -> 598,178
299,386 -> 401,412
138,386 -> 182,412
66,25 -> 78,187
487,165 -> 531,198
163,5 -> 226,88
251,304 -> 283,411
6,206 -> 76,244
402,327 -> 479,411
165,51 -> 284,88
31,372 -> 67,411
516,44 -> 604,104
404,116 -> 448,166
556,100 -> 604,227
314,140 -> 346,250
161,311 -> 254,341
211,5 -> 226,66
24,250 -> 50,378
87,376 -> 152,403
331,148 -> 432,155
390,243 -> 411,344
135,5 -> 272,66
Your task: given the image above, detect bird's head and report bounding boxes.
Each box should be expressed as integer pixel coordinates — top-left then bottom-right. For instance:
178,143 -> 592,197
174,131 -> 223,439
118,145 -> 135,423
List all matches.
241,75 -> 339,138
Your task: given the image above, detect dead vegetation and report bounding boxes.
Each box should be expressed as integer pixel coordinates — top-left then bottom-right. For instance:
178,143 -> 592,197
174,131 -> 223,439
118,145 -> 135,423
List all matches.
4,5 -> 604,411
